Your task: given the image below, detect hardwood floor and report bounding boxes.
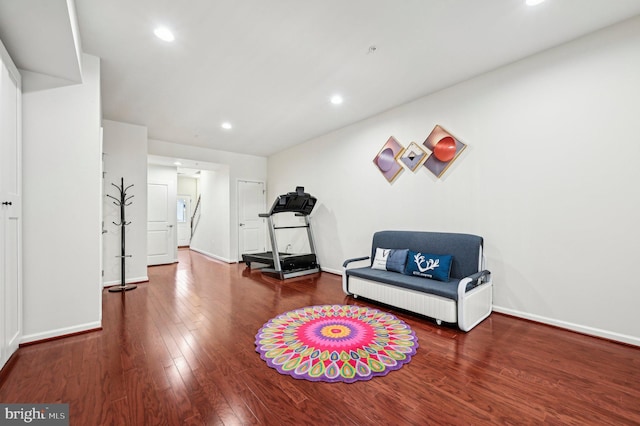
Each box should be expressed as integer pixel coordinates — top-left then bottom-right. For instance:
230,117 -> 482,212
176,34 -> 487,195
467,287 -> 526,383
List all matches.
1,248 -> 639,425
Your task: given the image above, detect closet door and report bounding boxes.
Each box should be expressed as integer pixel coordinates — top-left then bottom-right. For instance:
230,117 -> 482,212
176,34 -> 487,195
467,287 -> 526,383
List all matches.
0,41 -> 22,370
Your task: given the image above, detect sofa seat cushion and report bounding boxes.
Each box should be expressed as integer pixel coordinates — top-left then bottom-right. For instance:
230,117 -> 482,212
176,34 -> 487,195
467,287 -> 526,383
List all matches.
346,266 -> 465,301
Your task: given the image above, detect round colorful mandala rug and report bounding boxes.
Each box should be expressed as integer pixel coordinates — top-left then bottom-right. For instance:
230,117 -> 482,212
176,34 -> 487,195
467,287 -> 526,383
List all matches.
255,305 -> 418,383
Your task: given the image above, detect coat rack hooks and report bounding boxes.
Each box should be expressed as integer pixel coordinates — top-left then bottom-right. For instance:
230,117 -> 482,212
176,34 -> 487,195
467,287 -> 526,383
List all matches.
108,177 -> 137,293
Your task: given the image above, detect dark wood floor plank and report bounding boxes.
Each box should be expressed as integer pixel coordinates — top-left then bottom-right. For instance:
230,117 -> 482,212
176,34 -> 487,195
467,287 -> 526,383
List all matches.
108,397 -> 131,426
98,336 -> 128,402
1,247 -> 639,425
164,359 -> 201,421
191,367 -> 240,425
124,367 -> 169,426
207,368 -> 261,424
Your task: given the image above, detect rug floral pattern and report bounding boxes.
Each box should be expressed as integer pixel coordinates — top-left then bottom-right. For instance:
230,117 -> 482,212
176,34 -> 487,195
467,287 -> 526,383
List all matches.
255,305 -> 418,383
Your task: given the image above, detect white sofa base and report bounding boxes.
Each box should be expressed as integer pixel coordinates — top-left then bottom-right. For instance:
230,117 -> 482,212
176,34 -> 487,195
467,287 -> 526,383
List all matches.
345,276 -> 492,331
348,276 -> 457,322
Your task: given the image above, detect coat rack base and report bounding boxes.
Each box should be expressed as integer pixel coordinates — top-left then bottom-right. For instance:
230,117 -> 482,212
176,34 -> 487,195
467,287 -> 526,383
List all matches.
108,284 -> 137,292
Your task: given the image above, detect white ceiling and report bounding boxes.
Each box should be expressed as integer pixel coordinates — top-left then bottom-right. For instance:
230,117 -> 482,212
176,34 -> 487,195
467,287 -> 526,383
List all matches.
4,1 -> 640,157
0,0 -> 82,84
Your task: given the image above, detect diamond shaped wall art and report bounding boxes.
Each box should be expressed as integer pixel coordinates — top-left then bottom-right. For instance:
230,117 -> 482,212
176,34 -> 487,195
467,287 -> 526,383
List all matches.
374,126 -> 467,182
373,136 -> 405,183
422,125 -> 467,178
400,142 -> 430,171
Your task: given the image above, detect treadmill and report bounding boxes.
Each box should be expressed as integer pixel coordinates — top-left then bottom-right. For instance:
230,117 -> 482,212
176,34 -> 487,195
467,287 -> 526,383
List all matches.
242,187 -> 320,279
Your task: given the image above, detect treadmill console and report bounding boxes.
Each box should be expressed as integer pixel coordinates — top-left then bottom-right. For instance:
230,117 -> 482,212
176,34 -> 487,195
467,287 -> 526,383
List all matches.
269,186 -> 317,216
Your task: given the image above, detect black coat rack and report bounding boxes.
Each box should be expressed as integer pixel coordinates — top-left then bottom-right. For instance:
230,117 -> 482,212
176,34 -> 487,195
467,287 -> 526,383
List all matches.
107,177 -> 137,292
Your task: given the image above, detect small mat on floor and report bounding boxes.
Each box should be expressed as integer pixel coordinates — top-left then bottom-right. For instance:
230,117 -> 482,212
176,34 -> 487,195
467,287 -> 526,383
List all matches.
255,305 -> 418,383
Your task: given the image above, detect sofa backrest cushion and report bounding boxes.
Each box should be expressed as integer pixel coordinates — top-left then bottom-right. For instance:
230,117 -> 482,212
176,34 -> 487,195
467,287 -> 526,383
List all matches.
371,230 -> 482,279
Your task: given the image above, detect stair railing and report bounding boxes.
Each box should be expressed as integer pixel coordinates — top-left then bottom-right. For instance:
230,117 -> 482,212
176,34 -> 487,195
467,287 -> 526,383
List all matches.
191,195 -> 201,238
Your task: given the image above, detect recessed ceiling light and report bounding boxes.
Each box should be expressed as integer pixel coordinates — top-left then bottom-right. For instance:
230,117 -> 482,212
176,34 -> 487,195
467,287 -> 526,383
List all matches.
221,122 -> 232,130
154,27 -> 175,42
330,94 -> 344,105
526,0 -> 545,6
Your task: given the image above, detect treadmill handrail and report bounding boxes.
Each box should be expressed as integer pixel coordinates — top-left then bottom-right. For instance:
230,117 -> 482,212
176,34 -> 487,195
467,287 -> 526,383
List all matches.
273,225 -> 310,230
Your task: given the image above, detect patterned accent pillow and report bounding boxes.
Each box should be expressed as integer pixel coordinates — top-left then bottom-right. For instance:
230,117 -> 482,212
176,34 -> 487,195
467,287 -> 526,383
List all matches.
404,250 -> 453,282
372,248 -> 390,270
371,248 -> 409,273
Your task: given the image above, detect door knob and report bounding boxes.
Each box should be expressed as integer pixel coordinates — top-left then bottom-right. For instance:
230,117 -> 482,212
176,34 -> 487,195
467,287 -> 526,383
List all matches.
1,201 -> 12,206
239,223 -> 245,227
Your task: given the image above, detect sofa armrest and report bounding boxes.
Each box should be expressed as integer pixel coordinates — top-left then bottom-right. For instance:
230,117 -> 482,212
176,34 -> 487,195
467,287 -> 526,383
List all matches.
457,270 -> 491,299
457,270 -> 492,331
342,256 -> 370,295
467,270 -> 491,287
342,256 -> 370,268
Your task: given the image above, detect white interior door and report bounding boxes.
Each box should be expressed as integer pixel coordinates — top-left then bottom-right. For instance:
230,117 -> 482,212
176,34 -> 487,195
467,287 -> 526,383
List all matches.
176,194 -> 191,247
238,180 -> 266,257
0,46 -> 21,369
147,182 -> 174,265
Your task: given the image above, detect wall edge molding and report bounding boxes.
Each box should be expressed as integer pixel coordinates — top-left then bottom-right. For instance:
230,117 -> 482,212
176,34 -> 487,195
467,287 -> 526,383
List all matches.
493,305 -> 639,347
21,321 -> 102,345
190,247 -> 232,264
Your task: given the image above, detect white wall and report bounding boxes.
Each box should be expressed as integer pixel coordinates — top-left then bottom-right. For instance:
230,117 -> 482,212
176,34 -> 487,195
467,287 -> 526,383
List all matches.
21,53 -> 102,342
177,176 -> 198,202
268,17 -> 640,346
190,169 -> 231,261
148,139 -> 267,261
102,119 -> 148,285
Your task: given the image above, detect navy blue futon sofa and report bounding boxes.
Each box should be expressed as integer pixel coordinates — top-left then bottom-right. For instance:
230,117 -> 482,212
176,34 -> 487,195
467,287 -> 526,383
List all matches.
342,230 -> 492,331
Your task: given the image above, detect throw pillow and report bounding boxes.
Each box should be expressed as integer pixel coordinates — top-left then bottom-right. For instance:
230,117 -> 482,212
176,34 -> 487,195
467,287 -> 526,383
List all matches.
386,249 -> 409,273
404,251 -> 453,282
372,248 -> 390,270
372,248 -> 409,272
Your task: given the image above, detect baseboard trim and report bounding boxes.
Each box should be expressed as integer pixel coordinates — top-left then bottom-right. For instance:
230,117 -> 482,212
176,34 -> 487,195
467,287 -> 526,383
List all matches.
190,247 -> 233,263
325,266 -> 638,346
103,276 -> 149,287
493,305 -> 640,347
21,321 -> 102,346
320,267 -> 341,275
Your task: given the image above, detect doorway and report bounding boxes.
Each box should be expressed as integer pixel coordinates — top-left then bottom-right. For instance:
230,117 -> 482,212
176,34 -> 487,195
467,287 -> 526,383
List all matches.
0,48 -> 21,368
176,194 -> 192,247
147,156 -> 231,261
147,164 -> 177,265
237,180 -> 266,259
